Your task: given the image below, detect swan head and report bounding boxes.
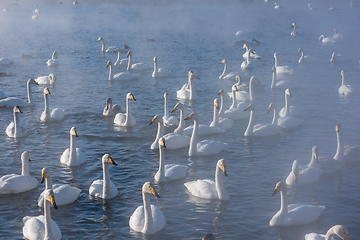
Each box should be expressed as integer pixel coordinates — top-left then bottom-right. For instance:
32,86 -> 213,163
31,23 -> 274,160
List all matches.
142,181 -> 160,198
232,85 -> 238,92
163,92 -> 168,99
70,127 -> 78,137
218,89 -> 225,96
189,70 -> 199,79
184,112 -> 199,121
153,57 -> 157,62
41,167 -> 51,184
217,159 -> 227,177
285,88 -> 291,97
126,51 -> 132,58
298,48 -> 302,54
158,137 -> 166,148
242,44 -> 247,49
267,102 -> 276,114
44,189 -> 58,209
340,70 -> 344,77
21,151 -> 30,163
114,48 -> 119,53
122,45 -> 129,49
202,233 -> 216,240
312,146 -> 319,162
106,60 -> 112,68
97,37 -> 102,42
250,76 -> 259,84
271,181 -> 285,196
171,102 -> 184,113
102,154 -> 117,166
292,23 -> 296,27
126,92 -> 136,101
28,78 -> 39,85
292,160 -> 299,184
335,124 -> 342,133
13,105 -> 22,113
235,74 -> 240,82
214,98 -> 219,109
52,51 -> 57,59
273,53 -> 277,59
44,87 -> 51,95
329,225 -> 349,240
318,35 -> 324,41
244,103 -> 254,112
149,114 -> 162,125
220,59 -> 226,64
106,97 -> 113,105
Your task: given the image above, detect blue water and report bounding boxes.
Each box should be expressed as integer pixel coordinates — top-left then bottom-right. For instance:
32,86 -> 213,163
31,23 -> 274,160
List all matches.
0,1 -> 360,239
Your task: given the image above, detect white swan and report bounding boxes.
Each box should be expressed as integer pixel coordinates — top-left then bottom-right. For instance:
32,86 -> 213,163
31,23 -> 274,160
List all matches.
274,53 -> 294,75
269,181 -> 325,226
0,78 -> 38,107
129,182 -> 166,234
279,89 -> 299,117
162,92 -> 178,127
319,35 -> 335,43
330,52 -> 337,62
241,46 -> 253,69
274,2 -> 282,9
46,51 -> 58,67
114,93 -> 136,127
152,57 -> 170,78
149,115 -> 190,150
333,28 -> 344,39
209,98 -> 233,130
298,48 -> 309,63
242,44 -> 261,59
219,87 -> 249,120
6,106 -> 28,138
338,70 -> 352,96
103,97 -> 121,116
126,51 -> 152,71
270,67 -> 298,89
176,70 -> 199,100
308,3 -> 312,10
227,76 -> 259,102
244,104 -> 284,137
33,4 -> 39,13
171,103 -> 186,134
97,37 -> 117,53
184,159 -> 229,200
23,189 -> 62,240
290,23 -> 297,36
107,60 -> 139,81
0,151 -> 38,194
285,146 -> 323,186
35,73 -> 56,85
89,154 -> 118,199
267,102 -> 302,128
305,225 -> 349,240
154,138 -> 188,182
0,58 -> 13,65
185,112 -> 225,156
235,74 -> 249,91
40,88 -> 65,122
38,167 -> 80,207
114,48 -> 128,66
219,59 -> 241,80
60,127 -> 87,166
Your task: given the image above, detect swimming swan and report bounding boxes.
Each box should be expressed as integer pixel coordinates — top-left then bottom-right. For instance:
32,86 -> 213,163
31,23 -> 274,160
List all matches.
35,73 -> 56,85
107,60 -> 139,81
23,189 -> 62,240
184,159 -> 229,200
285,146 -> 323,186
97,37 -> 117,53
185,112 -> 225,156
114,48 -> 128,66
305,225 -> 349,240
338,70 -> 352,96
89,154 -> 118,199
244,104 -> 284,137
279,89 -> 299,117
171,103 -> 186,134
114,92 -> 136,127
209,98 -> 233,130
154,138 -> 188,182
60,127 -> 87,166
242,44 -> 261,59
330,52 -> 337,62
46,51 -> 58,67
0,58 -> 12,65
0,151 -> 38,194
219,87 -> 250,120
127,51 -> 152,71
40,88 -> 65,122
332,28 -> 344,39
219,59 -> 241,80
319,35 -> 335,43
103,97 -> 121,116
269,181 -> 325,226
290,23 -> 297,36
227,76 -> 259,102
235,74 -> 249,91
129,182 -> 166,234
241,46 -> 253,69
177,70 -> 200,100
38,167 -> 81,207
298,48 -> 308,63
162,92 -> 178,127
0,78 -> 38,107
149,115 -> 190,150
274,53 -> 294,75
268,102 -> 302,128
6,106 -> 28,138
152,57 -> 170,78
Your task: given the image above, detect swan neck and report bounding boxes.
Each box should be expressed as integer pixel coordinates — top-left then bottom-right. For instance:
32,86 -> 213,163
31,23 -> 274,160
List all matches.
116,51 -> 120,63
231,89 -> 237,109
341,72 -> 345,86
220,62 -> 227,79
164,96 -> 168,117
189,76 -> 195,100
69,134 -> 78,165
101,39 -> 105,52
272,108 -> 278,125
44,93 -> 50,117
44,197 -> 55,240
308,153 -> 318,167
189,119 -> 199,156
174,108 -> 184,134
125,98 -> 130,126
21,156 -> 29,176
142,192 -> 154,233
45,173 -> 52,190
215,166 -> 226,199
102,161 -> 111,199
127,53 -> 131,71
244,109 -> 254,136
153,60 -> 157,75
219,94 -> 225,116
158,145 -> 165,180
285,92 -> 290,116
249,78 -> 254,101
274,55 -> 278,67
334,130 -> 344,160
152,121 -> 164,149
14,111 -> 21,137
280,188 -> 288,215
212,104 -> 219,127
108,62 -> 113,80
27,80 -> 33,104
271,70 -> 276,89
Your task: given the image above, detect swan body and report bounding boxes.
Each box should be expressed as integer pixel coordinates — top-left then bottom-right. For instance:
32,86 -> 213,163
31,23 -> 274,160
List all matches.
107,60 -> 139,81
97,37 -> 117,53
279,89 -> 299,117
38,167 -> 80,207
154,138 -> 188,182
219,88 -> 250,120
0,78 -> 38,107
242,45 -> 261,59
23,189 -> 62,240
89,154 -> 118,199
227,76 -> 259,102
152,57 -> 170,78
171,103 -> 186,134
36,73 -> 56,85
40,88 -> 65,122
114,93 -> 136,127
185,113 -> 225,156
219,59 -> 241,80
185,159 -> 229,200
210,98 -> 233,130
0,151 -> 38,194
60,127 -> 87,166
305,225 -> 349,240
290,23 -> 297,36
127,51 -> 152,71
274,53 -> 294,75
270,181 -> 325,226
338,70 -> 352,96
103,97 -> 121,116
162,92 -> 178,127
268,102 -> 302,128
0,58 -> 12,65
129,182 -> 166,234
241,46 -> 253,69
333,28 -> 344,39
46,51 -> 58,67
319,35 -> 335,43
6,106 -> 28,138
149,115 -> 190,150
285,147 -> 323,186
177,70 -> 199,100
114,48 -> 128,66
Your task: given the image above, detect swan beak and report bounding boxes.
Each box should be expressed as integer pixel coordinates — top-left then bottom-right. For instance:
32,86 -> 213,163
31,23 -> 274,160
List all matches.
33,80 -> 39,85
160,139 -> 166,148
170,106 -> 177,113
193,75 -> 199,79
215,101 -> 219,109
41,173 -> 46,184
130,94 -> 136,101
233,86 -> 238,92
255,78 -> 260,84
222,166 -> 227,177
272,186 -> 280,196
344,233 -> 349,240
266,107 -> 271,114
50,195 -> 58,209
220,59 -> 225,64
149,118 -> 156,125
218,90 -> 223,95
244,105 -> 251,112
318,37 -> 321,42
184,114 -> 192,120
114,48 -> 118,53
150,186 -> 160,198
127,51 -> 130,57
73,130 -> 78,137
109,157 -> 117,166
106,62 -> 110,68
97,37 -> 101,42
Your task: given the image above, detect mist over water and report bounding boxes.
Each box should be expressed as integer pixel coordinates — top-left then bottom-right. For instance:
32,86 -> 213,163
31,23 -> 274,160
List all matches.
0,0 -> 360,239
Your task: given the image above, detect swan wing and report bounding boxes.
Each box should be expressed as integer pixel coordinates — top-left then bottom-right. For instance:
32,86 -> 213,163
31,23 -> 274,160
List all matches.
278,116 -> 303,128
163,116 -> 179,127
0,97 -> 29,107
35,76 -> 51,85
38,184 -> 81,207
0,175 -> 38,194
197,140 -> 225,155
279,106 -> 299,117
218,117 -> 233,130
304,233 -> 326,240
286,165 -> 323,185
89,179 -> 103,198
23,215 -> 62,240
253,123 -> 284,136
76,148 -> 87,165
176,84 -> 190,99
50,108 -> 65,121
184,179 -> 218,199
183,124 -> 225,136
344,144 -> 360,162
338,85 -> 352,96
131,63 -> 152,71
114,113 -> 126,126
283,204 -> 325,226
224,107 -> 250,120
163,133 -> 190,149
113,72 -> 139,81
164,164 -> 188,181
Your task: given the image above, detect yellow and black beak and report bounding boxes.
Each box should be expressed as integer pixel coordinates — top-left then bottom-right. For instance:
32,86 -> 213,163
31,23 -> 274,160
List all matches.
41,172 -> 46,184
193,74 -> 200,79
215,101 -> 219,109
150,186 -> 161,198
149,118 -> 156,126
170,106 -> 177,113
222,166 -> 227,177
344,233 -> 349,240
131,94 -> 136,101
46,89 -> 51,95
106,62 -> 110,68
266,106 -> 271,114
184,114 -> 192,120
34,80 -> 39,85
109,157 -> 117,166
97,37 -> 101,42
50,195 -> 58,209
244,105 -> 251,112
272,186 -> 280,196
127,51 -> 130,57
73,130 -> 78,137
160,139 -> 166,148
